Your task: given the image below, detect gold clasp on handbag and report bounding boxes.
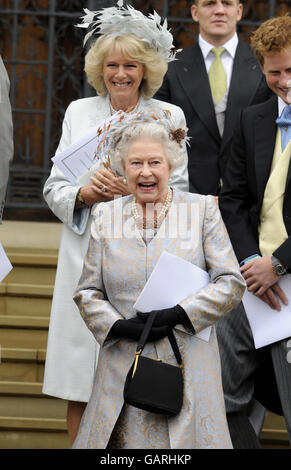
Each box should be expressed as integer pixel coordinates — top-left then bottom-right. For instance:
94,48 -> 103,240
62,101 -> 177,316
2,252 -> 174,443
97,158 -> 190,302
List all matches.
132,349 -> 142,379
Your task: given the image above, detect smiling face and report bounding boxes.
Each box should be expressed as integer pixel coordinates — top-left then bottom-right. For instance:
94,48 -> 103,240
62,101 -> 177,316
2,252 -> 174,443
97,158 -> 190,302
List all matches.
261,47 -> 291,104
124,137 -> 171,206
191,0 -> 243,46
103,49 -> 144,110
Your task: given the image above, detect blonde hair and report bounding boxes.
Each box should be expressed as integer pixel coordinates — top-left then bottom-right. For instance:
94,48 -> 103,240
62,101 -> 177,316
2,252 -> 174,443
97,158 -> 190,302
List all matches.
112,122 -> 185,176
250,15 -> 291,66
85,34 -> 167,98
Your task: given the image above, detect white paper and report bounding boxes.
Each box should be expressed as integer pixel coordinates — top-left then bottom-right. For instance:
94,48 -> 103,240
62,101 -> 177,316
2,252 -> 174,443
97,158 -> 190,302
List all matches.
134,251 -> 212,341
52,129 -> 99,186
51,111 -> 125,186
242,274 -> 291,348
0,241 -> 13,282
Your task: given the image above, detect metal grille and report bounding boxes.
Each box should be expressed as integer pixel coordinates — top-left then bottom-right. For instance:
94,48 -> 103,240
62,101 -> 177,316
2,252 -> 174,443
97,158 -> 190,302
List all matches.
1,0 -> 290,219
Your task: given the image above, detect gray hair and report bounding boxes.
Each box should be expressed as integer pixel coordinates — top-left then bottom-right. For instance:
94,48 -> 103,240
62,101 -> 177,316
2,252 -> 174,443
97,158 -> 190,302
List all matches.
112,122 -> 185,176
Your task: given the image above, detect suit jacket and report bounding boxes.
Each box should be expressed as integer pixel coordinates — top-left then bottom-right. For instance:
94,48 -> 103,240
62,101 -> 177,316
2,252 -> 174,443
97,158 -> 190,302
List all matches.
155,40 -> 271,195
219,95 -> 291,271
218,96 -> 291,418
0,56 -> 13,222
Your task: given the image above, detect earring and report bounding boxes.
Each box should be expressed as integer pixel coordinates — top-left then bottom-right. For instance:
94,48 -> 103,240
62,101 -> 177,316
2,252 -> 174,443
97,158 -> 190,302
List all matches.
123,177 -> 127,185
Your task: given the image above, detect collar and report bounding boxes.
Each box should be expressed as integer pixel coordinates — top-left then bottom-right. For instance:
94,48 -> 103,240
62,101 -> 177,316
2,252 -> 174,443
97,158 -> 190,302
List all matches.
278,96 -> 290,118
198,33 -> 238,60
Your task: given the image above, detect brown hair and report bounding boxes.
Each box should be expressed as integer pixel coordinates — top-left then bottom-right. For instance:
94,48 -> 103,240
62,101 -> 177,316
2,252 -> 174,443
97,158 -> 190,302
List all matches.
250,15 -> 291,66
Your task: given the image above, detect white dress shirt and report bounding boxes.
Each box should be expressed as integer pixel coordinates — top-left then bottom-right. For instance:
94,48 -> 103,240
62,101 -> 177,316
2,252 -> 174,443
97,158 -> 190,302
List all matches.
199,33 -> 239,90
278,96 -> 289,117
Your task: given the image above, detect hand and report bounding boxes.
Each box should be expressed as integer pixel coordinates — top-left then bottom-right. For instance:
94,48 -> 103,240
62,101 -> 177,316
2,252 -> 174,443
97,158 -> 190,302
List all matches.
240,256 -> 279,296
257,284 -> 288,311
109,317 -> 171,341
91,167 -> 130,200
137,305 -> 187,328
75,184 -> 109,207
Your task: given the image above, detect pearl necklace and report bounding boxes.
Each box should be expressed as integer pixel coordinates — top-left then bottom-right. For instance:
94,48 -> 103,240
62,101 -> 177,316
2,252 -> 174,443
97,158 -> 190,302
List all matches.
132,187 -> 172,230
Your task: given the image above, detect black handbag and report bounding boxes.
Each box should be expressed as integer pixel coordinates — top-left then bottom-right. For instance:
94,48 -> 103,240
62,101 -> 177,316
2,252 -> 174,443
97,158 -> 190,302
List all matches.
123,311 -> 184,416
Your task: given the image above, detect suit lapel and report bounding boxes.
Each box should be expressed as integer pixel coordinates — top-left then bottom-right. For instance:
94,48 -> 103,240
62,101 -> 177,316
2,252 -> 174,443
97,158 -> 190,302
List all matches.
175,43 -> 220,144
285,142 -> 291,191
254,97 -> 278,206
222,41 -> 265,153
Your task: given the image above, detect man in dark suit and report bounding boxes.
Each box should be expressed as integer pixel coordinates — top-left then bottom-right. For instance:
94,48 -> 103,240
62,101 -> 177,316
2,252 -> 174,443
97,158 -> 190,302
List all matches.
0,56 -> 13,223
218,15 -> 291,448
155,0 -> 271,196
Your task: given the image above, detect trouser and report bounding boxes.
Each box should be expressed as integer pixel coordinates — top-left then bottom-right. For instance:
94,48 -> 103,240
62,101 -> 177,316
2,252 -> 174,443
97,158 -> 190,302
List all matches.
216,303 -> 291,449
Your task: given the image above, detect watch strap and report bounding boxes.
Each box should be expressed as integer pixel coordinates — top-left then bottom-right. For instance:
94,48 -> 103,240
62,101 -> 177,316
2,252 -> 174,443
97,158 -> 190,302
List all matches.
77,188 -> 87,206
271,256 -> 287,276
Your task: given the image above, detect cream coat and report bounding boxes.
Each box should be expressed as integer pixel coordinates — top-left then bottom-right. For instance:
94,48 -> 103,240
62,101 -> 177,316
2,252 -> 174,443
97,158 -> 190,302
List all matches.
42,94 -> 189,401
73,190 -> 245,448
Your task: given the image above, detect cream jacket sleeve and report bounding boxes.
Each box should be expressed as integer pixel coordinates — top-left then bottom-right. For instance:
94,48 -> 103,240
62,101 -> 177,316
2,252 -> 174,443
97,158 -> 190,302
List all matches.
43,101 -> 91,235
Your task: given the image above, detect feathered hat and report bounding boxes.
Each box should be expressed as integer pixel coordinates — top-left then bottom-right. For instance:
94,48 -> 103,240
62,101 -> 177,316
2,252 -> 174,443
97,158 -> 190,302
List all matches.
76,0 -> 179,63
92,108 -> 189,170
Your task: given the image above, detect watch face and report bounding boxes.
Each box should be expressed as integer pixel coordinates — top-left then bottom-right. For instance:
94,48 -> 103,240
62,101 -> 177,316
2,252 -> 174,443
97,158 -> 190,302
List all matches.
274,264 -> 286,276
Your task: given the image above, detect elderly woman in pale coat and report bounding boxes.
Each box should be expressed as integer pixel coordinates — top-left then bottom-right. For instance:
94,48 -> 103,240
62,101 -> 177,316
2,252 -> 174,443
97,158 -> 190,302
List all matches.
42,3 -> 189,443
72,114 -> 246,449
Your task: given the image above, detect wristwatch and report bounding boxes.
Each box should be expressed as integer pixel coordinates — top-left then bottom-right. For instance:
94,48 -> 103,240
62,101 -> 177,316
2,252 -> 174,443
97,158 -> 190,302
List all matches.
271,256 -> 287,276
77,188 -> 87,206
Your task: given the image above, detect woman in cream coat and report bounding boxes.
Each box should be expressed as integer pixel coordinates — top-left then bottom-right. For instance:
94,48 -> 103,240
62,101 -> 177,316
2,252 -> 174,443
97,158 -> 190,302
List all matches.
42,6 -> 189,443
72,118 -> 246,448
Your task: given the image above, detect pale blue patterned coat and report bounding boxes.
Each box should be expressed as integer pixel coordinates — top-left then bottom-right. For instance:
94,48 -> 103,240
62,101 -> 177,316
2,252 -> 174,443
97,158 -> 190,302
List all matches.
73,190 -> 245,449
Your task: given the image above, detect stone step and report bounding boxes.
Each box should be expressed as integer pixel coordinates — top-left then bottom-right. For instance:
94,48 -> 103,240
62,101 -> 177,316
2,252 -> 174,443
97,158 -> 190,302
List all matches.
2,248 -> 57,289
0,394 -> 66,421
0,380 -> 43,396
261,411 -> 290,447
0,380 -> 70,449
0,327 -> 48,350
0,315 -> 49,329
0,429 -> 70,449
4,266 -> 56,288
5,248 -> 58,268
0,348 -> 45,382
0,283 -> 53,298
0,295 -> 52,317
0,381 -> 66,418
0,416 -> 66,431
1,347 -> 46,362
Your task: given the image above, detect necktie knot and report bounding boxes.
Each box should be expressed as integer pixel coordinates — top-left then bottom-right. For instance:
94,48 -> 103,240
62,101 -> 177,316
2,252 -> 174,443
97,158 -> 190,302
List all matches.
276,106 -> 291,128
276,106 -> 291,152
211,47 -> 225,58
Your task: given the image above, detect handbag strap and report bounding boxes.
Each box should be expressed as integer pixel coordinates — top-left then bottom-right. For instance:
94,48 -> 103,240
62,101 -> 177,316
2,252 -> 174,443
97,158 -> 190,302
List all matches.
167,331 -> 183,366
136,311 -> 157,353
136,311 -> 183,366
